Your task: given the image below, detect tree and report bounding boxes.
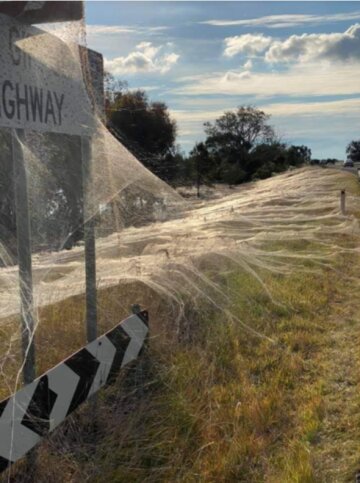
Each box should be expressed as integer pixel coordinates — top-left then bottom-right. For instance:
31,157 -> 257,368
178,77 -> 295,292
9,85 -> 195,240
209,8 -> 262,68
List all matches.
250,142 -> 288,180
188,142 -> 213,197
105,77 -> 177,180
287,145 -> 311,166
346,140 -> 360,163
203,106 -> 276,182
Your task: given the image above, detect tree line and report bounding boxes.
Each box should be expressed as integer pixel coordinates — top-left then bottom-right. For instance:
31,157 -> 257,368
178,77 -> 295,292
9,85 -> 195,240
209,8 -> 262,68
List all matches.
106,79 -> 360,195
105,77 -> 314,192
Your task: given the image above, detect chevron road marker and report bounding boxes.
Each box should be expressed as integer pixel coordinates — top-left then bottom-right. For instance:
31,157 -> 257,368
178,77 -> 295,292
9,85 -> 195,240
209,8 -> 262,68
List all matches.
0,310 -> 149,472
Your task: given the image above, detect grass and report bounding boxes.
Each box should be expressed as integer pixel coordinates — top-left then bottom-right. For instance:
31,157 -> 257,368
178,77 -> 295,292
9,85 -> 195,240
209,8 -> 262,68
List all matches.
5,247 -> 352,482
1,169 -> 360,482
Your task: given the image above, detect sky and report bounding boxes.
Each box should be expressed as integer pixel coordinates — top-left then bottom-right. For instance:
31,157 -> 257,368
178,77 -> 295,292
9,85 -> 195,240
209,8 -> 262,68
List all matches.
84,1 -> 360,160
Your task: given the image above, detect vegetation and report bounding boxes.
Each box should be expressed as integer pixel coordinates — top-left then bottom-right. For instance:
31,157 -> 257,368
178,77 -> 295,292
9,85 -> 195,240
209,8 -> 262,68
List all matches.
2,171 -> 360,482
346,140 -> 360,163
105,75 -> 178,182
104,79 -> 313,191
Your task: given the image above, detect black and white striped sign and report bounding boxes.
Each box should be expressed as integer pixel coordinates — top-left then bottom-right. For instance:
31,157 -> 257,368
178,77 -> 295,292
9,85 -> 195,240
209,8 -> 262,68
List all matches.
0,310 -> 149,473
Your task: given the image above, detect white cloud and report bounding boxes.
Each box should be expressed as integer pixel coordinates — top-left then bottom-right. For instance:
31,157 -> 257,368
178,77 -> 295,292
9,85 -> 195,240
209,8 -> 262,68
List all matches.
262,98 -> 360,116
104,42 -> 179,75
266,24 -> 360,63
244,59 -> 253,70
86,24 -> 170,36
224,33 -> 272,57
172,98 -> 360,123
86,25 -> 137,35
171,62 -> 360,98
222,70 -> 252,82
200,11 -> 360,29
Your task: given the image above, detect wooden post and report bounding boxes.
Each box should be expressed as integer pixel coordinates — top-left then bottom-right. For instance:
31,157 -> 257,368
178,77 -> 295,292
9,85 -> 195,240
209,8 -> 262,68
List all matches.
81,137 -> 97,343
340,189 -> 346,215
11,129 -> 36,385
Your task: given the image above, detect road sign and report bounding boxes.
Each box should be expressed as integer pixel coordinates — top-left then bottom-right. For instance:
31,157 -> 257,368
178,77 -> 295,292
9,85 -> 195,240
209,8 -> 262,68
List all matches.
0,13 -> 94,135
0,2 -> 83,24
0,310 -> 149,472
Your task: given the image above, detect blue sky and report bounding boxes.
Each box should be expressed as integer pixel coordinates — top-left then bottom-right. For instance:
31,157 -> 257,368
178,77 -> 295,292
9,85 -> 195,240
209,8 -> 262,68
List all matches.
85,1 -> 360,159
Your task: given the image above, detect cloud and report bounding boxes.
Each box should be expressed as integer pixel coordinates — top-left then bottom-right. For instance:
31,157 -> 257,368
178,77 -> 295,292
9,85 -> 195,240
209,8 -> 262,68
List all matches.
223,70 -> 251,81
86,24 -> 170,36
172,98 -> 360,121
200,11 -> 360,28
86,25 -> 137,35
262,98 -> 360,116
171,62 -> 360,98
104,42 -> 179,75
244,59 -> 253,70
224,33 -> 272,56
265,24 -> 360,63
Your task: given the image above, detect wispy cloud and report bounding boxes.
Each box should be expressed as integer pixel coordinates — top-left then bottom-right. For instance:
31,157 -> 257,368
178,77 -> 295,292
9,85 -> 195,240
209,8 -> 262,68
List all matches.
263,98 -> 360,116
171,61 -> 360,98
104,41 -> 179,75
200,11 -> 360,29
86,25 -> 137,35
172,98 -> 360,124
86,24 -> 170,36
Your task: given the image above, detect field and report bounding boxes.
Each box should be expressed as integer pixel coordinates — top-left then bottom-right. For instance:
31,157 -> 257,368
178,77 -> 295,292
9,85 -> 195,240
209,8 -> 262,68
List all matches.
1,167 -> 360,482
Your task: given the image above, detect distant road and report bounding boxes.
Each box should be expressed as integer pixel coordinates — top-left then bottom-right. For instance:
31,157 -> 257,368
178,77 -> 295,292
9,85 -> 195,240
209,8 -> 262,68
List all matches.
326,162 -> 360,178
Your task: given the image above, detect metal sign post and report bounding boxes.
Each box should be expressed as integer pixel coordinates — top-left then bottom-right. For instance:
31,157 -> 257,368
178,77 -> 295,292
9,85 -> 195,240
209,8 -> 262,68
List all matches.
81,136 -> 97,343
0,8 -> 97,478
11,128 -> 35,385
0,12 -> 95,359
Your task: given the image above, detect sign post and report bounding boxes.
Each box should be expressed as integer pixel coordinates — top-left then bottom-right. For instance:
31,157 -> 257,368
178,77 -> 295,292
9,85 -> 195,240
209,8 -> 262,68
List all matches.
81,136 -> 97,343
0,7 -> 98,478
11,128 -> 35,386
0,14 -> 95,380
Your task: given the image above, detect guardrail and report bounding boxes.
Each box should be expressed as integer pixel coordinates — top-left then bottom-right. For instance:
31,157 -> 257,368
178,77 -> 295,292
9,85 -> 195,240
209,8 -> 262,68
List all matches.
0,309 -> 149,473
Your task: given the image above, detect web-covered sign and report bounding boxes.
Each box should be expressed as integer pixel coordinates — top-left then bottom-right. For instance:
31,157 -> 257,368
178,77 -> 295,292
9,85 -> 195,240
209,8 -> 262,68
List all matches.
0,13 -> 94,135
0,1 -> 83,24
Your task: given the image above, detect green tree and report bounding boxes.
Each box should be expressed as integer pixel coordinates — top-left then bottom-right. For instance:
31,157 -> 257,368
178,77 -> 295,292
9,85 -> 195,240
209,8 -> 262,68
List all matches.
287,145 -> 312,166
203,106 -> 276,182
105,77 -> 177,179
188,142 -> 213,197
250,142 -> 288,180
346,140 -> 360,163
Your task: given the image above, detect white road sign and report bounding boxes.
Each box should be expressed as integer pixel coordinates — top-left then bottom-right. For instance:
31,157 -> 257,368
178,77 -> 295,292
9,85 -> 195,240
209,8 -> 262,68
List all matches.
0,13 -> 94,135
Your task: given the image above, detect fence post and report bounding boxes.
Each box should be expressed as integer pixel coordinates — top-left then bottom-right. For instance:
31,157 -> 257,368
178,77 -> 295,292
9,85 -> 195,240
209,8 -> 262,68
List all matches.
340,189 -> 346,215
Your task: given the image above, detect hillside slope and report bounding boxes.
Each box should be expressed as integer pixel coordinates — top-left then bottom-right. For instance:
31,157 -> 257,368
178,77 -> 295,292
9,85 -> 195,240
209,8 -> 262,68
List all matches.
2,167 -> 360,482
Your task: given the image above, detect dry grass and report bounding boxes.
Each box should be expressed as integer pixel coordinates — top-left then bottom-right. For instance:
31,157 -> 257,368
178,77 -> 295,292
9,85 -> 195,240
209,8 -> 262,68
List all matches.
1,170 -> 360,482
